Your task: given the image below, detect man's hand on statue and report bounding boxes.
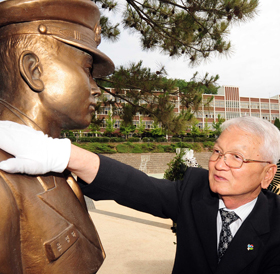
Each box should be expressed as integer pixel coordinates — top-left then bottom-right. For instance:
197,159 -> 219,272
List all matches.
0,121 -> 71,174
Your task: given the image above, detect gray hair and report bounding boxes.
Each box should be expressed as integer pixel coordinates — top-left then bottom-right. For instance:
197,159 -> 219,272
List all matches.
221,116 -> 280,164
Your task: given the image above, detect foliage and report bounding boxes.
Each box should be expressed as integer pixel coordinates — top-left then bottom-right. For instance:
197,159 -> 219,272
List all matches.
212,114 -> 225,137
74,142 -> 116,154
120,122 -> 136,139
164,150 -> 188,181
155,137 -> 167,142
94,0 -> 258,65
190,119 -> 201,138
73,139 -> 209,153
203,141 -> 215,150
274,118 -> 280,131
91,0 -> 258,136
150,121 -> 164,137
88,112 -> 103,135
96,61 -> 219,135
135,117 -> 146,137
142,137 -> 154,142
202,118 -> 211,137
104,111 -> 116,136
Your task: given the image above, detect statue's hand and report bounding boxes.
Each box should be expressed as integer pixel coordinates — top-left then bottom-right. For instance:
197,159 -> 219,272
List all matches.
0,121 -> 71,174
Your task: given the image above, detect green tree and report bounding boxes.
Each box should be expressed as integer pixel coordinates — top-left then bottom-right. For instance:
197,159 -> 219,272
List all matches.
95,0 -> 258,65
104,111 -> 116,136
274,118 -> 280,131
150,121 -> 163,137
91,0 -> 258,135
135,117 -> 146,138
202,118 -> 211,137
120,122 -> 136,139
97,61 -> 217,133
190,119 -> 201,138
88,112 -> 103,136
212,114 -> 225,137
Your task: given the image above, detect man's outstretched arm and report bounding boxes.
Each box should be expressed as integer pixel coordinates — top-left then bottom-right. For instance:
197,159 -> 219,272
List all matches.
68,144 -> 100,184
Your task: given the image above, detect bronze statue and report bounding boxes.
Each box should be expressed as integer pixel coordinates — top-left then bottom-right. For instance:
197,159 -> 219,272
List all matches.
0,0 -> 114,273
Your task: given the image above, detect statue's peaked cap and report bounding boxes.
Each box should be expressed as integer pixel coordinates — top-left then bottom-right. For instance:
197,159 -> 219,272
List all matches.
0,0 -> 115,78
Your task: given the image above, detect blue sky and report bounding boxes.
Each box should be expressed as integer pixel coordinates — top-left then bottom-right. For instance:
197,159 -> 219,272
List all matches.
99,0 -> 280,98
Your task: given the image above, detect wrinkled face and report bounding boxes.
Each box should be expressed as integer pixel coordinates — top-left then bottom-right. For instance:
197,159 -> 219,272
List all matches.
39,43 -> 100,130
208,126 -> 270,207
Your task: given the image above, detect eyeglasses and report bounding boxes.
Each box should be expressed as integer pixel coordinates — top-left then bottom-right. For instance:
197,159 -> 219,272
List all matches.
209,149 -> 271,169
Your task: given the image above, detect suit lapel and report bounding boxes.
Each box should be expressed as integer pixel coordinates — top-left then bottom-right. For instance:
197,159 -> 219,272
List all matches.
192,191 -> 219,273
216,192 -> 270,274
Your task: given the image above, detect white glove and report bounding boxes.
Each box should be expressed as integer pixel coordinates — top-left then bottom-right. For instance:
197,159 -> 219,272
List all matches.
0,121 -> 71,174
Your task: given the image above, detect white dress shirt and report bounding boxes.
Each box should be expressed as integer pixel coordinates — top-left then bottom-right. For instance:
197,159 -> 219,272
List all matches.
217,198 -> 257,248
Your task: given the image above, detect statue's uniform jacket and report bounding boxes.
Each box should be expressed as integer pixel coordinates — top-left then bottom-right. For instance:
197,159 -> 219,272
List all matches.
0,149 -> 104,274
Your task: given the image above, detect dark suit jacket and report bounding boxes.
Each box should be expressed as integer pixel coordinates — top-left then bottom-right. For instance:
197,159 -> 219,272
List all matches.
79,154 -> 280,274
0,149 -> 104,274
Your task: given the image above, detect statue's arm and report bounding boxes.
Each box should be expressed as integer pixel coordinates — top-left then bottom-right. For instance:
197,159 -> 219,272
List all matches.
0,175 -> 23,274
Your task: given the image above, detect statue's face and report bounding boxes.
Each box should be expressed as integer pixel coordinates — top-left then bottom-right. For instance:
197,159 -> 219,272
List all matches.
39,42 -> 100,130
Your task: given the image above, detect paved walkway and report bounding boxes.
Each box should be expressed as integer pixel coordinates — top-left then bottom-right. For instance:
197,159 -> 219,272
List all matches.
86,183 -> 177,273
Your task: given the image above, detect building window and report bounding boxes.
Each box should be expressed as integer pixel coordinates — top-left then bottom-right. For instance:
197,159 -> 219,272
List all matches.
99,107 -> 110,115
114,120 -> 120,128
240,102 -> 249,109
215,112 -> 225,118
226,112 -> 240,119
261,103 -> 269,110
262,114 -> 270,120
251,103 -> 259,109
226,101 -> 239,108
271,103 -> 279,110
133,120 -> 139,127
251,113 -> 260,118
145,121 -> 153,129
215,100 -> 225,108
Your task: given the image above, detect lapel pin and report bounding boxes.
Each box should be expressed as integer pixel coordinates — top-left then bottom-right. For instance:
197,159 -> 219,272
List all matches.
247,244 -> 254,251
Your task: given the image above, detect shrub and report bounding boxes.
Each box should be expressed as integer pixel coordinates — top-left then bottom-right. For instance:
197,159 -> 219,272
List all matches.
74,143 -> 116,154
175,142 -> 193,149
116,142 -> 135,153
79,137 -> 93,142
127,137 -> 140,142
155,137 -> 167,142
195,137 -> 207,142
203,141 -> 215,150
110,137 -> 124,142
142,137 -> 154,142
171,137 -> 181,142
182,137 -> 194,142
67,136 -> 76,142
163,145 -> 176,153
192,143 -> 203,152
155,144 -> 165,153
131,145 -> 143,153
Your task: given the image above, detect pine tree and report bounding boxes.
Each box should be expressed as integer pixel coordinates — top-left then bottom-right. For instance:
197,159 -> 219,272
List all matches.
96,61 -> 218,134
94,0 -> 258,65
274,118 -> 280,131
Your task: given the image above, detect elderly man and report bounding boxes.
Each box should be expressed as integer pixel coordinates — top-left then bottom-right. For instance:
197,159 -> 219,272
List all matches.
0,0 -> 114,273
1,116 -> 280,274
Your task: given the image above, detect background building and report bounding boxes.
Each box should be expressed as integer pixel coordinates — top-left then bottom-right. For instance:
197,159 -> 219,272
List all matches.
196,86 -> 280,129
95,86 -> 280,134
